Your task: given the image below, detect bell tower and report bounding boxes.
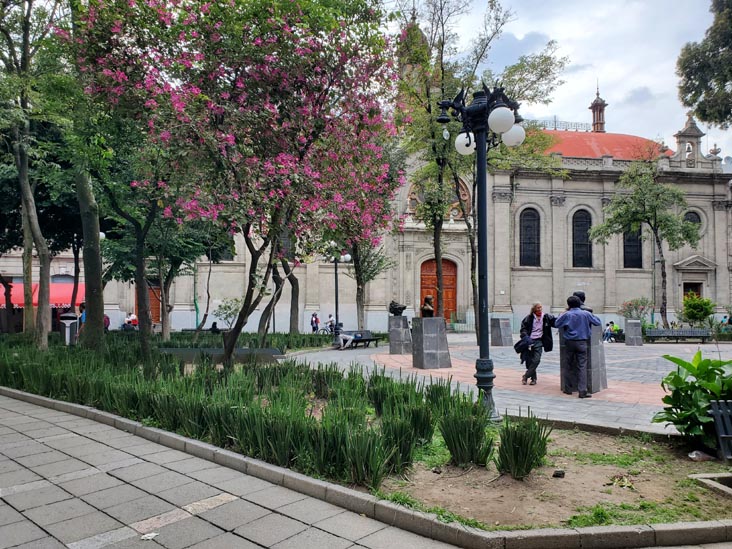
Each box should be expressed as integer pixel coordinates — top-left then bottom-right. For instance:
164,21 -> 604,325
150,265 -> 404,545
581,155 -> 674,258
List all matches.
589,86 -> 608,133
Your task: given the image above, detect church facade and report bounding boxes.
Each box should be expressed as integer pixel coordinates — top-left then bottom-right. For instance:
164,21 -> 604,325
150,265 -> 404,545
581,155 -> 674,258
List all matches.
2,96 -> 731,334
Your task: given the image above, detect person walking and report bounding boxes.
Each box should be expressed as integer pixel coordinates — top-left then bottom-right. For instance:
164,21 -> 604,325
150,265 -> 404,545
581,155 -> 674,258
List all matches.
518,302 -> 556,386
310,312 -> 320,333
555,295 -> 602,398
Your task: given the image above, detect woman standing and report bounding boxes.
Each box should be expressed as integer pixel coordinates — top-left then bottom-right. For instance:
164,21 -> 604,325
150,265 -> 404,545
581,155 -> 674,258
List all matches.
519,302 -> 556,386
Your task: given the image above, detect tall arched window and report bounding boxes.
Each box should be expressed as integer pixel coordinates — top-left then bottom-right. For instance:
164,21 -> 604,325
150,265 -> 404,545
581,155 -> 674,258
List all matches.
519,208 -> 540,266
572,210 -> 592,268
623,230 -> 642,268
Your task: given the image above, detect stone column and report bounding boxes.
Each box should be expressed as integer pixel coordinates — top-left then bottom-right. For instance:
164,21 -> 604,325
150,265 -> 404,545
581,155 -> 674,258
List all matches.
559,325 -> 607,394
713,201 -> 729,307
601,195 -> 618,311
412,317 -> 451,369
389,316 -> 412,354
625,319 -> 643,346
491,174 -> 513,312
490,317 -> 512,346
550,187 -> 566,311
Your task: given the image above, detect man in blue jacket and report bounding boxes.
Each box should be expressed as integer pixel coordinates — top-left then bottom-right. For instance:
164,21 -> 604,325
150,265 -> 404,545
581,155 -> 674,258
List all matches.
555,295 -> 602,398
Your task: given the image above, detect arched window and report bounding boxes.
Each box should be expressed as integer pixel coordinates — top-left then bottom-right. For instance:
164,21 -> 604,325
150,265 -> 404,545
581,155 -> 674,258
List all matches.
572,210 -> 592,268
623,230 -> 642,269
684,211 -> 701,225
519,208 -> 540,266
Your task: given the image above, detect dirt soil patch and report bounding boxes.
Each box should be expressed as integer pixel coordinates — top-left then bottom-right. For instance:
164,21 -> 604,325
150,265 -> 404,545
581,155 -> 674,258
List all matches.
380,429 -> 732,529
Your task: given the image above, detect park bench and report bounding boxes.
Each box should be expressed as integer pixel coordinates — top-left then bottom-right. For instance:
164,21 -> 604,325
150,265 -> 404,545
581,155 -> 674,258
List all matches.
159,347 -> 284,365
645,328 -> 712,343
709,400 -> 732,464
341,330 -> 380,349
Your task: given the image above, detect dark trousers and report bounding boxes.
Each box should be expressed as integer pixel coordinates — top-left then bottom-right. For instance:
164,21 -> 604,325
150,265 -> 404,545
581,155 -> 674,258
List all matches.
524,340 -> 543,381
565,339 -> 589,393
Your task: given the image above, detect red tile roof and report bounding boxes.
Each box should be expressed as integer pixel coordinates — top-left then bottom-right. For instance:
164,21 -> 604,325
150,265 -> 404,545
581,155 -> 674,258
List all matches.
543,130 -> 672,160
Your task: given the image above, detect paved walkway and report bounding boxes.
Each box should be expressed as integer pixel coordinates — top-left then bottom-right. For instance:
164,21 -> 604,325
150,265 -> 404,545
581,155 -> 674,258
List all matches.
0,396 -> 454,549
296,335 -> 732,435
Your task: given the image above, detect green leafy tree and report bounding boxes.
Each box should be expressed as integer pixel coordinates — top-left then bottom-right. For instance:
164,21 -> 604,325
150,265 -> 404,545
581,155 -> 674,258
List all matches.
590,162 -> 700,329
397,0 -> 567,334
213,298 -> 245,330
680,292 -> 716,327
346,243 -> 397,330
677,0 -> 732,129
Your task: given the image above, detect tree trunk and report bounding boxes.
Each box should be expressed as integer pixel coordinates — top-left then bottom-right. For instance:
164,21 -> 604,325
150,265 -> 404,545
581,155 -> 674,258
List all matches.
21,206 -> 34,333
281,259 -> 299,334
192,260 -> 213,344
160,266 -> 171,342
70,238 -> 80,313
75,171 -> 105,350
15,123 -> 51,350
0,276 -> 14,333
352,245 -> 366,330
654,234 -> 669,329
257,264 -> 284,346
134,237 -> 152,360
432,214 -> 445,319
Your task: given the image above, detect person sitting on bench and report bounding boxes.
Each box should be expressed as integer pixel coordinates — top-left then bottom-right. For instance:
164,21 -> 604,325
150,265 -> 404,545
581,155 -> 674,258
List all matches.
338,331 -> 355,350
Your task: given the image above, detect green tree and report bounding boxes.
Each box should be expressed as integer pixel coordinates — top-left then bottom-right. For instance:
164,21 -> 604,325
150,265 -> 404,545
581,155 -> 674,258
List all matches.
677,0 -> 732,129
589,162 -> 701,329
396,0 -> 566,334
680,292 -> 716,327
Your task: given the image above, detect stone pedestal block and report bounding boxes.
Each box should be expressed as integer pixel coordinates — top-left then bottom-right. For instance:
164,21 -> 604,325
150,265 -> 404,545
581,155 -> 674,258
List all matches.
388,316 -> 413,355
625,320 -> 643,346
412,317 -> 452,369
559,324 -> 607,394
490,318 -> 513,346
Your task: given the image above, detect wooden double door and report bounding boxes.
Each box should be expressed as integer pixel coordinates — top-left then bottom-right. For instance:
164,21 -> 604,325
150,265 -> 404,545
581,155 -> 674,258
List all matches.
420,259 -> 457,322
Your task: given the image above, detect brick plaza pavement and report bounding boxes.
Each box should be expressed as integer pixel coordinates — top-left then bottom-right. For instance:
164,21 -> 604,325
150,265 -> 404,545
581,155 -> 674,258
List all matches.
298,335 -> 732,435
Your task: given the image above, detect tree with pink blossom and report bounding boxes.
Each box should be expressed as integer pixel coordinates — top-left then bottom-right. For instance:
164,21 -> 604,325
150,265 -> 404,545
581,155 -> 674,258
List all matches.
74,0 -> 400,363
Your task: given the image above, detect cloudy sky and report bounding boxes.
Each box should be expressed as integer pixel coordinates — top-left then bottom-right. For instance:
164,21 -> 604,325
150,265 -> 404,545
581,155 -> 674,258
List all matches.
455,0 -> 731,161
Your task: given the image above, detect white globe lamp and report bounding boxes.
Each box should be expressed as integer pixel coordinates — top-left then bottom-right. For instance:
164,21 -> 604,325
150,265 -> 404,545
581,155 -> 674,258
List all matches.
454,132 -> 476,155
487,106 -> 514,134
501,124 -> 526,147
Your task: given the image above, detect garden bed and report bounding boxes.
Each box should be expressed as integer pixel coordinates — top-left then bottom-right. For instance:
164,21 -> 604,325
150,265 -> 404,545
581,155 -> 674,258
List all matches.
1,337 -> 731,531
381,429 -> 732,529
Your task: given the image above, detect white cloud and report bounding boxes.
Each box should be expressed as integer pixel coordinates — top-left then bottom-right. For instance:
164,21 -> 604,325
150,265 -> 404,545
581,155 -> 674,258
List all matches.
455,0 -> 731,158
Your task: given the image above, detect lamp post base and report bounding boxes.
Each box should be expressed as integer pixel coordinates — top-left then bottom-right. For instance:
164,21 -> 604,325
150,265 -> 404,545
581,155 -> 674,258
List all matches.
475,358 -> 501,421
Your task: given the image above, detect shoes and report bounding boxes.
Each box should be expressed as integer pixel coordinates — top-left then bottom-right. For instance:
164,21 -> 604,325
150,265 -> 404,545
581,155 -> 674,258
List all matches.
562,390 -> 573,395
529,379 -> 536,385
521,376 -> 527,385
578,392 -> 592,399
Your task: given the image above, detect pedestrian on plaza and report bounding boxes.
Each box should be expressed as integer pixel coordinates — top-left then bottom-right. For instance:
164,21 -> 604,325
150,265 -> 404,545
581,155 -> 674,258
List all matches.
518,302 -> 556,386
572,290 -> 593,312
555,295 -> 602,398
310,312 -> 320,333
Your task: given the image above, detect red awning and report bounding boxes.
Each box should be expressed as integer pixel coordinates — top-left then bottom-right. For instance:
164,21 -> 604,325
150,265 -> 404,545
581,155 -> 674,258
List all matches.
0,283 -> 85,309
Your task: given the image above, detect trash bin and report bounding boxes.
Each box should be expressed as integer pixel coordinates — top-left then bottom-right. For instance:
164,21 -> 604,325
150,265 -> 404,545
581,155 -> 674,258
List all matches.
59,312 -> 78,346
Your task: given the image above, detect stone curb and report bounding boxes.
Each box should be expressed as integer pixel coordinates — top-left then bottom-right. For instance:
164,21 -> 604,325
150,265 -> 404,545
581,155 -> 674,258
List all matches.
1,386 -> 730,549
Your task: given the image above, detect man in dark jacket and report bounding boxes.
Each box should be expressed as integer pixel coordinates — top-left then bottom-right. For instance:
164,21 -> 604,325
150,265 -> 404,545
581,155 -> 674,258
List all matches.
518,302 -> 556,386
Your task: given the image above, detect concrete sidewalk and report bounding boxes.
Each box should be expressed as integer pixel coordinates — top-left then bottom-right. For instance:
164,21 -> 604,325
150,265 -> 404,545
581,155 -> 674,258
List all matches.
296,335 -> 732,436
0,395 -> 455,549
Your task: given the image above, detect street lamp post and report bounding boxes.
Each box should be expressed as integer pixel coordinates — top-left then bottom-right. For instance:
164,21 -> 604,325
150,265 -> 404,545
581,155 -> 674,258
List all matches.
437,84 -> 525,418
329,242 -> 351,342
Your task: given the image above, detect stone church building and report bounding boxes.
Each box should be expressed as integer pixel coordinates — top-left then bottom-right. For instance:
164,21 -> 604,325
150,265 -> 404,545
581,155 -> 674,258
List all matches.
2,94 -> 731,333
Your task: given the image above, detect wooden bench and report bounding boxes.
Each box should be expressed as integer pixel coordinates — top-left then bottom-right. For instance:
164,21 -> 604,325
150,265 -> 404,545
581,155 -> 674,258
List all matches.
159,347 -> 284,365
340,330 -> 380,349
645,328 -> 712,343
709,400 -> 732,463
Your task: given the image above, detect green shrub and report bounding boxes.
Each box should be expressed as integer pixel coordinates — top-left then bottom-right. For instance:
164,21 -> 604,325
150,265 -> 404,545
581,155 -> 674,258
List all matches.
494,408 -> 552,480
438,397 -> 494,466
653,351 -> 732,449
680,292 -> 716,327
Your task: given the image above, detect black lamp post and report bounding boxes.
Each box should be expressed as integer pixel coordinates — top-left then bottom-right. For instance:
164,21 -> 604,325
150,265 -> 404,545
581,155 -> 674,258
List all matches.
329,242 -> 351,341
437,84 -> 525,418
